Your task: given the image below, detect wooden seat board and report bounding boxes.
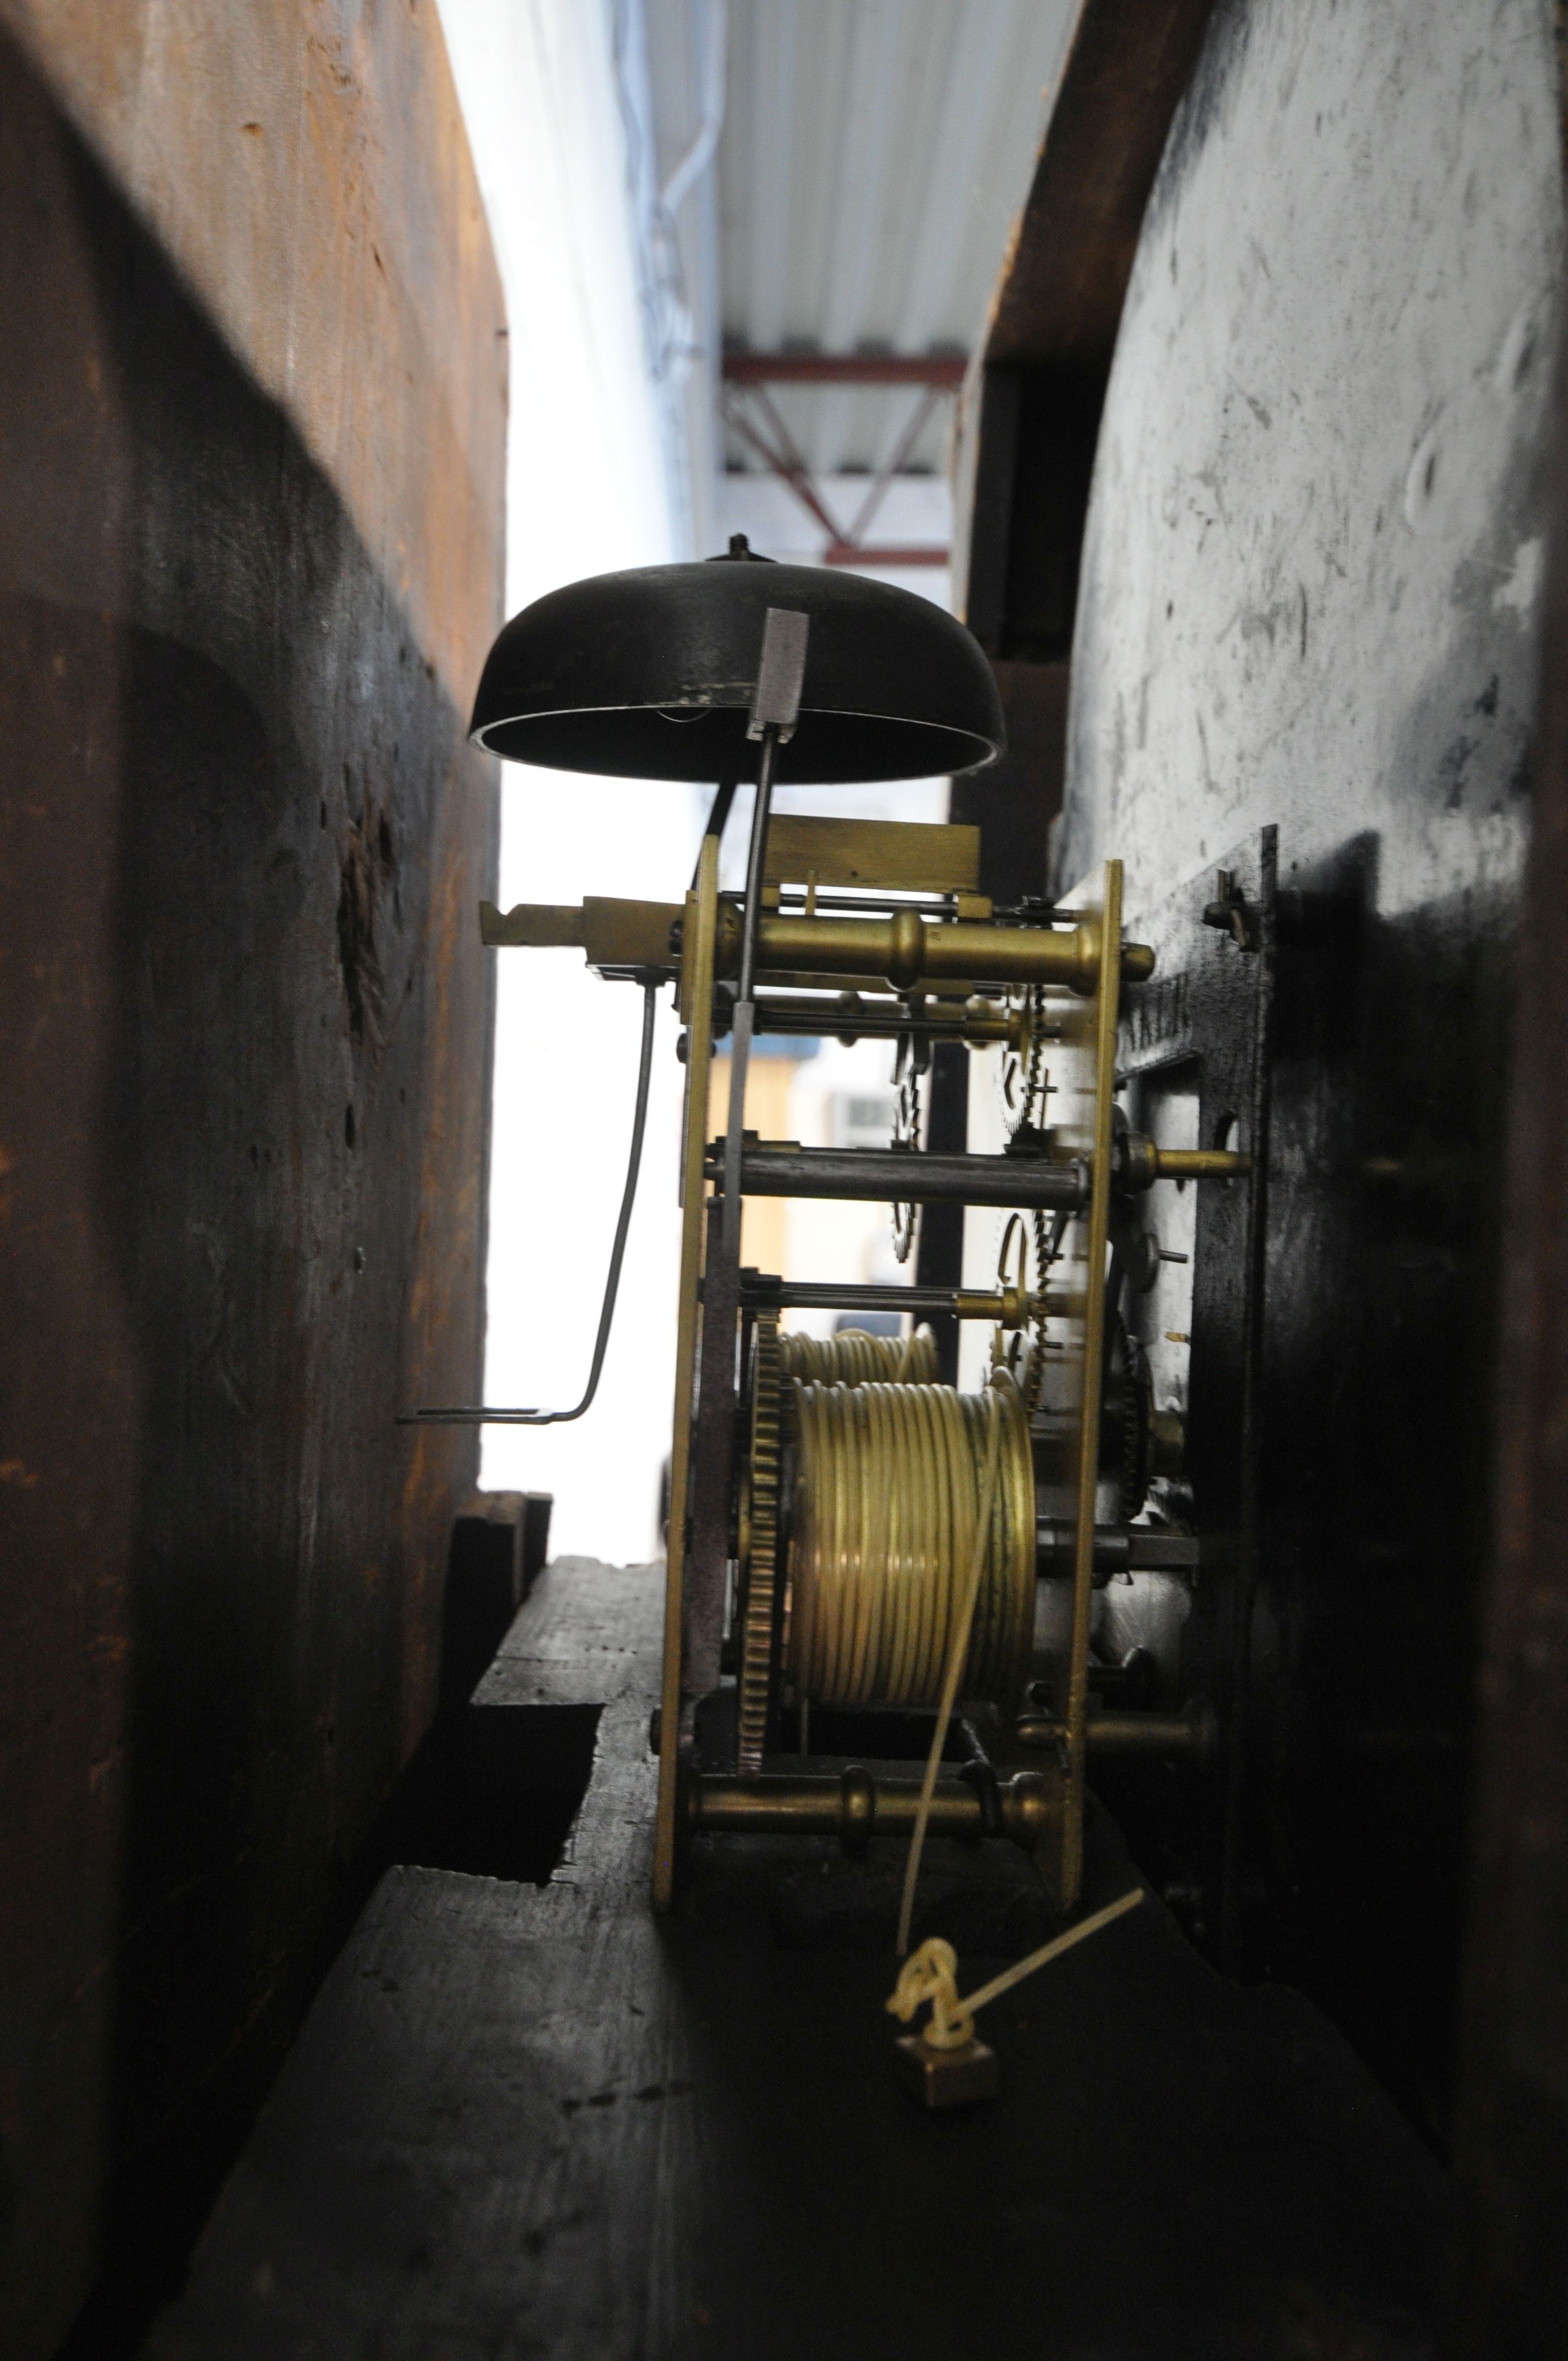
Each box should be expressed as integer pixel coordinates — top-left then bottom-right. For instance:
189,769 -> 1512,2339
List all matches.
145,1559 -> 1446,2361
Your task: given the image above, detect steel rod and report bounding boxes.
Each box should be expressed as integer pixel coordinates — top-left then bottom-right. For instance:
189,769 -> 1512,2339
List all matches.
710,1144 -> 1088,1210
406,980 -> 658,1426
739,1279 -> 1065,1326
1014,1705 -> 1217,1764
738,993 -> 1022,1047
1036,1521 -> 1202,1574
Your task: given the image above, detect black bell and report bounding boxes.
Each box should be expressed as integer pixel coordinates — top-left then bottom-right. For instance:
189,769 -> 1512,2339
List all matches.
469,539 -> 1004,785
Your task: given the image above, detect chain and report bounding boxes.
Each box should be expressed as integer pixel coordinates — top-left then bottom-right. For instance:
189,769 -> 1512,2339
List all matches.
1025,1202 -> 1053,1415
1022,989 -> 1054,1411
1021,983 -> 1047,1127
891,1036 -> 922,1263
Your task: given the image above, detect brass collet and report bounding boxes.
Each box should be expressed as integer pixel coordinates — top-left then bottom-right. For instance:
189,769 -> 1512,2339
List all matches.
713,905 -> 1155,997
687,1767 -> 1058,1851
1118,1133 -> 1253,1189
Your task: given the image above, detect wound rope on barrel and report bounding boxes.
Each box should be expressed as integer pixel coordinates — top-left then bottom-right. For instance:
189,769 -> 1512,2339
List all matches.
894,1378 -> 1008,1956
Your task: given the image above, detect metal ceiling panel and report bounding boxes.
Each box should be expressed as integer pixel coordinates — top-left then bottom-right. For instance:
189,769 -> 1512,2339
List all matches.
719,0 -> 1077,476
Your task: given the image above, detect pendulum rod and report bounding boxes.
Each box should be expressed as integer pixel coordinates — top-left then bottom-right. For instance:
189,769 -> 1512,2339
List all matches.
720,723 -> 781,1256
721,606 -> 809,1258
654,832 -> 721,1911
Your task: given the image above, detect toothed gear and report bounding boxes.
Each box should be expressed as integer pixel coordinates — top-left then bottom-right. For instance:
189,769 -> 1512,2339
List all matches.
1110,1318 -> 1153,1521
736,1312 -> 783,1772
1000,983 -> 1049,1141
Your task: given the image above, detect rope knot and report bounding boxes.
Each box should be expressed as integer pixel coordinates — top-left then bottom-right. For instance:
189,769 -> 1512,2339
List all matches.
885,1937 -> 976,2052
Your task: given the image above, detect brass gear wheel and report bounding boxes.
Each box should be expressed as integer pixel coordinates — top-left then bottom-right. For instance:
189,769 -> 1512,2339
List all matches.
1117,1321 -> 1153,1521
1000,982 -> 1049,1141
736,1311 -> 784,1772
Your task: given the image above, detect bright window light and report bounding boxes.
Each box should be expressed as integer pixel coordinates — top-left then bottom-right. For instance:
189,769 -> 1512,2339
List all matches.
439,1 -> 702,1561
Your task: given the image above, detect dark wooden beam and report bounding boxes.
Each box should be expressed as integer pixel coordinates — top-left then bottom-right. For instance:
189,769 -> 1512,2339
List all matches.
723,351 -> 967,388
951,0 -> 1216,896
1447,356 -> 1568,2360
958,0 -> 1217,649
821,544 -> 948,569
0,19 -> 505,2353
986,0 -> 1218,376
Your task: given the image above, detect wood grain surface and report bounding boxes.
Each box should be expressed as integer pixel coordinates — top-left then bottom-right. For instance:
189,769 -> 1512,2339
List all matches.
148,1558 -> 1447,2360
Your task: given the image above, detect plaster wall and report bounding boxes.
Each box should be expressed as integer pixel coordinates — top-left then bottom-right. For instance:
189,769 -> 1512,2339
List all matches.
1061,0 -> 1560,921
1055,0 -> 1564,2134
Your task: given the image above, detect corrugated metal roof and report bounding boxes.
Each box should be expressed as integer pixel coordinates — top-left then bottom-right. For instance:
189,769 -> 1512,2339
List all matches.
718,0 -> 1075,476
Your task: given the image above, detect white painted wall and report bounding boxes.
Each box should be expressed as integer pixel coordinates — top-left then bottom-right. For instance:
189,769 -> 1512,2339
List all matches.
438,0 -> 705,1560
